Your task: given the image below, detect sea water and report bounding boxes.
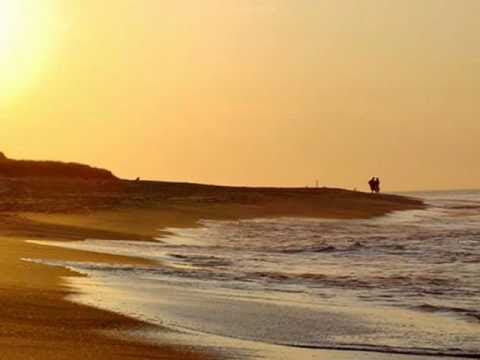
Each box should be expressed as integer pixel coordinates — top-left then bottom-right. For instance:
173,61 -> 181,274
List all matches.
27,190 -> 480,359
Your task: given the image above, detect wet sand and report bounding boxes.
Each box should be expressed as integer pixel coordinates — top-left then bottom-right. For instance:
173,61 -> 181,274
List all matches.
0,180 -> 424,359
0,236 -> 214,359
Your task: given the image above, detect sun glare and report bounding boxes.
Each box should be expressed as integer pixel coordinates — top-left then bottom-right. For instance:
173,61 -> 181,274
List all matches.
0,1 -> 55,102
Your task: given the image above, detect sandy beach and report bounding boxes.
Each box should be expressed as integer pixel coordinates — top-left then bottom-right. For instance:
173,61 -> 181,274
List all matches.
0,177 -> 424,359
0,238 -> 214,359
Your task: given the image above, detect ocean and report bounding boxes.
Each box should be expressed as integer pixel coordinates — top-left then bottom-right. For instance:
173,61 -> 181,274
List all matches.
27,190 -> 480,359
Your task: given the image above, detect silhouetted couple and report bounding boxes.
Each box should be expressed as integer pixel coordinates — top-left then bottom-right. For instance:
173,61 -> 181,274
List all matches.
368,177 -> 381,193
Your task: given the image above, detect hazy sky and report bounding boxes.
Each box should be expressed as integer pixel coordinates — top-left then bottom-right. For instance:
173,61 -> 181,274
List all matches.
1,0 -> 479,191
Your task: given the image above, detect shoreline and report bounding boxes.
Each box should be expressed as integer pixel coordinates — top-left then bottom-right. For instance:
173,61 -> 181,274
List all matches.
0,185 -> 425,359
0,236 -> 213,359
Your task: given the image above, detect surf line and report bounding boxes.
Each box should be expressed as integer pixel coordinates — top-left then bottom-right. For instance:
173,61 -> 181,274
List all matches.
272,342 -> 480,359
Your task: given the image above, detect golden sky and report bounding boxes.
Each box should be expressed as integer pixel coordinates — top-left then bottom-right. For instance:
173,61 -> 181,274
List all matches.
1,0 -> 479,191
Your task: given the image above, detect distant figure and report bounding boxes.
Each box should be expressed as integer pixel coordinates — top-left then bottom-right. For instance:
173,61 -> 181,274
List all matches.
374,177 -> 381,193
135,177 -> 140,182
368,177 -> 381,193
368,177 -> 376,193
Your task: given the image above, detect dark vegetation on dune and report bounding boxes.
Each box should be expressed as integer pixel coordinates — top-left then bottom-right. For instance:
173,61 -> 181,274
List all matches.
0,152 -> 116,180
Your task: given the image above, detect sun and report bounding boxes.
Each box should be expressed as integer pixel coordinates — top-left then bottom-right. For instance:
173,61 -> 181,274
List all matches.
0,1 -> 55,101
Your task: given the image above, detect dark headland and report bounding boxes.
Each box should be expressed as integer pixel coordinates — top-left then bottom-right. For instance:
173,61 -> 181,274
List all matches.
0,153 -> 424,359
0,152 -> 423,239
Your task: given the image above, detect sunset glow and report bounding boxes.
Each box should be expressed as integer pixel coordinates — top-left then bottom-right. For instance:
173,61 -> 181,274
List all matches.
0,1 -> 54,101
1,0 -> 479,191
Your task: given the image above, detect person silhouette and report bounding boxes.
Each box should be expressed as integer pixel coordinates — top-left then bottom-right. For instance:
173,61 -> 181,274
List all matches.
368,177 -> 376,193
374,177 -> 381,193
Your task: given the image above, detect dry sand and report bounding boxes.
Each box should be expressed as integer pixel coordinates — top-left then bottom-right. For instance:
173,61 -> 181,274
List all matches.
0,180 -> 424,359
